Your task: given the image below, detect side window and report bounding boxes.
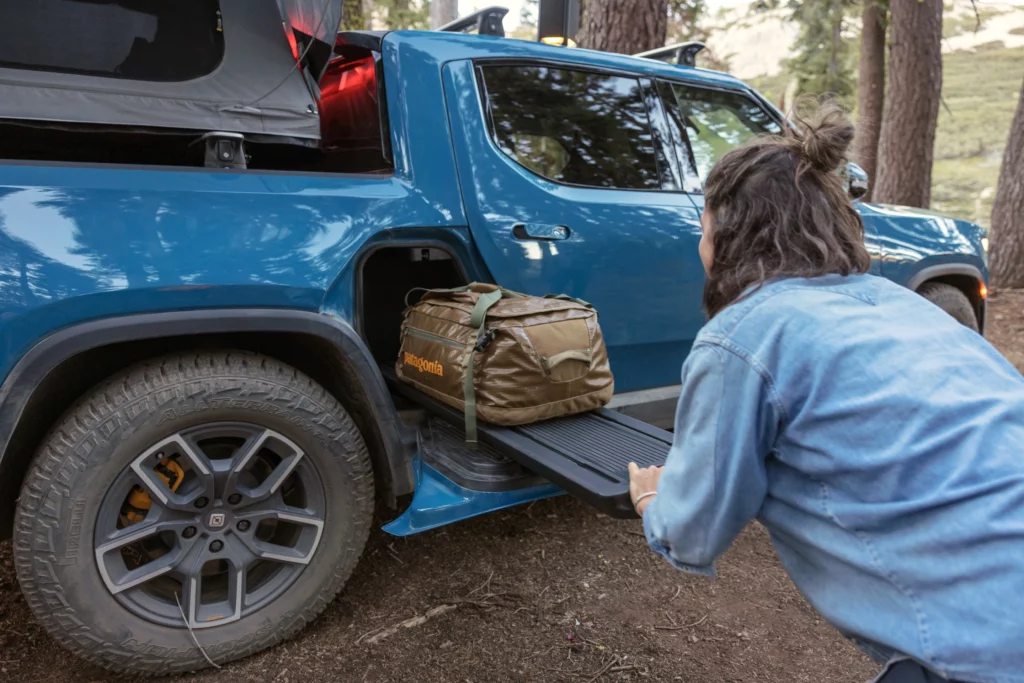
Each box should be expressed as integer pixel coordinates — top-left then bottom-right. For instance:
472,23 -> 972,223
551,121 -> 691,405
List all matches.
665,83 -> 782,182
479,64 -> 662,190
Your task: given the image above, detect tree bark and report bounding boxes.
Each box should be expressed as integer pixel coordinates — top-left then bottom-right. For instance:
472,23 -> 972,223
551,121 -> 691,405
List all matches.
854,0 -> 886,202
873,0 -> 942,208
989,78 -> 1024,288
430,0 -> 459,28
579,0 -> 668,55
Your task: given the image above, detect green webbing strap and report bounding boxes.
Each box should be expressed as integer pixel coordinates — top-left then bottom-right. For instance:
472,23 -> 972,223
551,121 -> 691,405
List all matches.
463,289 -> 503,445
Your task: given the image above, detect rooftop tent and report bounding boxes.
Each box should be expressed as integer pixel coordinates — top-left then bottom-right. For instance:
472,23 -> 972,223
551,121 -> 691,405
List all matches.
278,0 -> 344,81
0,0 -> 343,144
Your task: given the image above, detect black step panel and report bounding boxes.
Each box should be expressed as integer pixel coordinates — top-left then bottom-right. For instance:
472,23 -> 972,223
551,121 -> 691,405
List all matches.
421,418 -> 548,492
385,371 -> 673,518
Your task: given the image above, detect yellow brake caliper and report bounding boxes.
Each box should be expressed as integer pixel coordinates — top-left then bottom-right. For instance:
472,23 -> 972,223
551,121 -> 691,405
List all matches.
122,458 -> 186,525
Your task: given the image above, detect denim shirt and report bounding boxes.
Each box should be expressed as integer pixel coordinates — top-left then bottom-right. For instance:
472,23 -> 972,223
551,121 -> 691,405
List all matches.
642,274 -> 1024,683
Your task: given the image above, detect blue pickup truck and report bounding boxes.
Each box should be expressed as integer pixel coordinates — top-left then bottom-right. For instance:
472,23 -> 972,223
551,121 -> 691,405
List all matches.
0,1 -> 988,674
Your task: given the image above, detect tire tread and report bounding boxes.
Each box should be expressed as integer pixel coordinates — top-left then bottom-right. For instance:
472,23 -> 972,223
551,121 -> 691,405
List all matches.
918,282 -> 979,331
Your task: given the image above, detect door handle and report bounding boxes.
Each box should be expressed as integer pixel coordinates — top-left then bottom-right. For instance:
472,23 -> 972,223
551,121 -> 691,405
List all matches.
512,223 -> 570,241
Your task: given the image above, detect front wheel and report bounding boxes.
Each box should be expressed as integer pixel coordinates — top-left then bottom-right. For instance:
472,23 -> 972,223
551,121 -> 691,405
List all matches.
13,351 -> 374,675
918,282 -> 980,332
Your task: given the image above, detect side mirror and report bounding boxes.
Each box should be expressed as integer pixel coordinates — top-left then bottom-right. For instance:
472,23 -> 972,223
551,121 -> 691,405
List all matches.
845,161 -> 869,201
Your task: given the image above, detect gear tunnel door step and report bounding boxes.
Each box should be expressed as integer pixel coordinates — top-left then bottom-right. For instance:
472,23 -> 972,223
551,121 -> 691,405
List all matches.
384,370 -> 673,519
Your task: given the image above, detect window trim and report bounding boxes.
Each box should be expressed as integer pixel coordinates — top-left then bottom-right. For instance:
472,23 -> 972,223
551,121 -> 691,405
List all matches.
473,59 -> 680,194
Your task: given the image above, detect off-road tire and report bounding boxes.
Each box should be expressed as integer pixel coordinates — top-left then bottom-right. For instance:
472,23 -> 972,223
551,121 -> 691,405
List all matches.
918,282 -> 980,332
12,351 -> 374,675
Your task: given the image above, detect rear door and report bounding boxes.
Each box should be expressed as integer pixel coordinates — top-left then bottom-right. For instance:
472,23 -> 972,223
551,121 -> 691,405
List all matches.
443,59 -> 707,393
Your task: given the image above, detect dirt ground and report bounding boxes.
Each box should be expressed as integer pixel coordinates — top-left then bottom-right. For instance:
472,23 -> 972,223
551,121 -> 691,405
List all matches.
2,290 -> 1022,683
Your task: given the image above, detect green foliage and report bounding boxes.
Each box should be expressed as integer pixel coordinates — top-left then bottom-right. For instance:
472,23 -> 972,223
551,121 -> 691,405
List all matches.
667,0 -> 707,42
780,0 -> 858,101
748,0 -> 858,101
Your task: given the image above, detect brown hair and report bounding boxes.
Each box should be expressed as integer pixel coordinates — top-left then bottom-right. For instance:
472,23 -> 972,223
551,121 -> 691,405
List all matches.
701,104 -> 872,318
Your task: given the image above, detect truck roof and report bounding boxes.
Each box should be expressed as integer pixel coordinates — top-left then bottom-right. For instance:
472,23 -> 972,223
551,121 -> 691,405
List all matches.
370,29 -> 753,93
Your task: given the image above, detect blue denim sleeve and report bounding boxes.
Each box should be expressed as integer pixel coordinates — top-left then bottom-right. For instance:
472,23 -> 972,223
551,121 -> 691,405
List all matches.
641,342 -> 780,576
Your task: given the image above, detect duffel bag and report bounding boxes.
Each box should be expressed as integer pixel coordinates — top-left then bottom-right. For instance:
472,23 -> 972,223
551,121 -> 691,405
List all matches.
395,282 -> 615,442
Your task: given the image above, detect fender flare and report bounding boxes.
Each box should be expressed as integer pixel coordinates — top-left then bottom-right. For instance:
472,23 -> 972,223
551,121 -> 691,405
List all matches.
0,308 -> 410,535
905,262 -> 986,292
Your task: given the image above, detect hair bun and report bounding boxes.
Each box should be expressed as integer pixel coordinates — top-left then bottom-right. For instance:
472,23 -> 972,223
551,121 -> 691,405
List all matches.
798,106 -> 855,173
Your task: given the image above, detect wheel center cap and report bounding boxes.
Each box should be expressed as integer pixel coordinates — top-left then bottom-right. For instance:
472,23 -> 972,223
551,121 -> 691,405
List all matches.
206,510 -> 228,529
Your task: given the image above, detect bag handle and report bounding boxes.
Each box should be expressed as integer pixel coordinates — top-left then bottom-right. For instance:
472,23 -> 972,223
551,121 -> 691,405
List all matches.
462,289 -> 503,445
404,284 -> 471,307
404,282 -> 528,308
540,349 -> 593,374
543,293 -> 593,308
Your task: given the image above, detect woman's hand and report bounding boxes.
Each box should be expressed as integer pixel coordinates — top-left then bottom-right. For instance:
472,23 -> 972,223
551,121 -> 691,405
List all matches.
628,462 -> 663,516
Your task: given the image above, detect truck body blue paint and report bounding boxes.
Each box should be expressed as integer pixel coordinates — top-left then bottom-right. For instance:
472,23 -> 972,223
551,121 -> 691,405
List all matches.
0,29 -> 989,536
382,457 -> 564,536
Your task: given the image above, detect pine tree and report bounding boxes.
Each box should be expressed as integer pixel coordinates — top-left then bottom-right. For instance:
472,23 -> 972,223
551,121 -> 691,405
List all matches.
989,78 -> 1024,288
781,0 -> 857,100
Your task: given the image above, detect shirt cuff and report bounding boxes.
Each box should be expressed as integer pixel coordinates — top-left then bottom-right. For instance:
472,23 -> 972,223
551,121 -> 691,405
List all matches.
642,504 -> 717,578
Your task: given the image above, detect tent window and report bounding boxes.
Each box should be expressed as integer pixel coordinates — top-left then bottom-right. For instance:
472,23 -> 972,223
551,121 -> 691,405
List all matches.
0,0 -> 224,82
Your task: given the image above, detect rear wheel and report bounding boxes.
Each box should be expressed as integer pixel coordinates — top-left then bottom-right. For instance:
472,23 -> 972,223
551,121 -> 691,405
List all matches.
13,351 -> 373,675
918,282 -> 979,332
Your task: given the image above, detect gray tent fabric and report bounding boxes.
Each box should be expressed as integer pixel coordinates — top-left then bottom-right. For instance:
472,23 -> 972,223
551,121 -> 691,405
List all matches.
0,0 -> 343,142
278,0 -> 343,47
278,0 -> 344,78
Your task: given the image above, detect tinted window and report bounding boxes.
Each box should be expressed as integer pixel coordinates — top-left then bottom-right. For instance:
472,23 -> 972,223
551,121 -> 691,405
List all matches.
666,84 -> 782,181
481,65 -> 661,190
0,0 -> 224,82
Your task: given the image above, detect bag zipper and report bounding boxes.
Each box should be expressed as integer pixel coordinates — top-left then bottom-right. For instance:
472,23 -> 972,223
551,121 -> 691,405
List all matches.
405,327 -> 468,348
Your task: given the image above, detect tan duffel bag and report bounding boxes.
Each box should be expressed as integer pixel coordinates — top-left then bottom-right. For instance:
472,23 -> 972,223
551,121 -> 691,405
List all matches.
396,283 -> 615,442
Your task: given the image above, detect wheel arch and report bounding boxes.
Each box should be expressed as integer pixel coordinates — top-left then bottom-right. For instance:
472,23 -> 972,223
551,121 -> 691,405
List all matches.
0,309 -> 412,540
906,263 -> 987,333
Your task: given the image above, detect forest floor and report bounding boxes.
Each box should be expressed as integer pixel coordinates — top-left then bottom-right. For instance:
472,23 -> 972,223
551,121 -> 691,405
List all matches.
1,289 -> 1022,683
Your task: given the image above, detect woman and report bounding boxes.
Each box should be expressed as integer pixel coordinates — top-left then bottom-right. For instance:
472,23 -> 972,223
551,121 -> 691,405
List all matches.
628,107 -> 1024,683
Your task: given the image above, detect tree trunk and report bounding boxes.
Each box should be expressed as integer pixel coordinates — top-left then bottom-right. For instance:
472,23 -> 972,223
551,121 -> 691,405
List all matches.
854,0 -> 887,202
873,0 -> 942,208
579,0 -> 668,55
430,0 -> 459,28
989,78 -> 1024,288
